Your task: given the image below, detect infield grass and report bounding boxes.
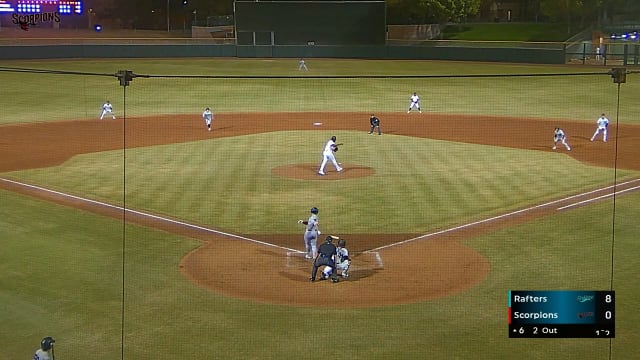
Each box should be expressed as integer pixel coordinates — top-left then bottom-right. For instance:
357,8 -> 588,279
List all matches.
5,131 -> 639,234
1,58 -> 639,360
2,189 -> 638,359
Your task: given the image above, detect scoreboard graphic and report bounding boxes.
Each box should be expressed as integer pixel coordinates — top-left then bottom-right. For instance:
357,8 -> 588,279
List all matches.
0,0 -> 83,15
508,290 -> 615,338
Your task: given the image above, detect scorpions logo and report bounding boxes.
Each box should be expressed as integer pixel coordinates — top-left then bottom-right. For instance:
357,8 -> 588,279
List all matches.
12,11 -> 61,31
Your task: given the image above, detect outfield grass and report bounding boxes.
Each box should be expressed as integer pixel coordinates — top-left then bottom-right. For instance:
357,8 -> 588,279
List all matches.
1,59 -> 637,124
1,59 -> 638,360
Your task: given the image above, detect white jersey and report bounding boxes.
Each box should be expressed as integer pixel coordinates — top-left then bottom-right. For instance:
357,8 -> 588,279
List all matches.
336,246 -> 349,264
34,349 -> 52,360
323,139 -> 337,155
410,94 -> 420,104
202,109 -> 213,121
554,128 -> 565,140
102,103 -> 113,112
597,116 -> 609,129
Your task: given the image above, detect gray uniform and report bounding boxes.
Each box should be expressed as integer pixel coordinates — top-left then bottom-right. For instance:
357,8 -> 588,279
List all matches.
303,213 -> 319,259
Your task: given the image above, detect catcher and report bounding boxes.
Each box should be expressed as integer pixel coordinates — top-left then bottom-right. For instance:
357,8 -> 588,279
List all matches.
369,114 -> 381,135
320,237 -> 350,279
553,127 -> 571,151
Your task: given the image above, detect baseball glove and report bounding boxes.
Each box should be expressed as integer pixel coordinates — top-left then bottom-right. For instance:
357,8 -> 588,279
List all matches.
333,146 -> 339,152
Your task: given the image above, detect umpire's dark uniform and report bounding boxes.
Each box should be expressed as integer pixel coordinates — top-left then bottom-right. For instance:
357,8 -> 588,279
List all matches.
311,237 -> 339,282
369,114 -> 381,135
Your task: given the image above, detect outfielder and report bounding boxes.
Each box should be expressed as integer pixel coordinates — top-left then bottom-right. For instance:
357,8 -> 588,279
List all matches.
202,107 -> 214,131
310,236 -> 339,283
408,92 -> 422,113
298,207 -> 320,259
298,59 -> 308,71
369,114 -> 381,135
34,336 -> 55,360
99,100 -> 116,120
553,127 -> 571,151
321,237 -> 350,279
318,135 -> 342,176
590,113 -> 609,142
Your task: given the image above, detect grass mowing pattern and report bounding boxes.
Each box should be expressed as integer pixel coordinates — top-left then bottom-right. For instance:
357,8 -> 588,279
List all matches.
3,191 -> 637,359
1,58 -> 638,359
1,59 -> 638,124
6,131 -> 638,234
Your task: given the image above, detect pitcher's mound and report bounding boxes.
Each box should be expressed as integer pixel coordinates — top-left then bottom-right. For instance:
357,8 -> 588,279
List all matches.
272,163 -> 375,180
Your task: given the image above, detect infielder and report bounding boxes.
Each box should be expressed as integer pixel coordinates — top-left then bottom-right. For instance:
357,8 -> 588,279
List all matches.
310,236 -> 339,283
298,59 -> 308,71
34,336 -> 55,360
553,127 -> 571,151
318,135 -> 342,176
298,207 -> 320,259
369,114 -> 381,135
99,100 -> 116,120
321,237 -> 350,279
408,92 -> 422,113
202,107 -> 214,131
590,113 -> 609,142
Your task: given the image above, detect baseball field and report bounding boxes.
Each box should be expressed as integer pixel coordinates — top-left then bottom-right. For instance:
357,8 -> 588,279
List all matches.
1,58 -> 639,359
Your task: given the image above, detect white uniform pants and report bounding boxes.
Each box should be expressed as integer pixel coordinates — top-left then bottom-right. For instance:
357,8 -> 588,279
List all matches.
318,152 -> 342,174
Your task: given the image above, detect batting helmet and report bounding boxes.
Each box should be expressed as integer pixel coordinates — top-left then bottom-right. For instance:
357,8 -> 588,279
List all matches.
338,239 -> 346,247
310,207 -> 319,214
41,336 -> 55,351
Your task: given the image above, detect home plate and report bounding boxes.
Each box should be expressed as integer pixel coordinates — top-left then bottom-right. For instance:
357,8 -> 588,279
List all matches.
313,122 -> 322,126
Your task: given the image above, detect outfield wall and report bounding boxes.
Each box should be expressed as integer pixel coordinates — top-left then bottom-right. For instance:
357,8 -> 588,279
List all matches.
0,44 -> 565,63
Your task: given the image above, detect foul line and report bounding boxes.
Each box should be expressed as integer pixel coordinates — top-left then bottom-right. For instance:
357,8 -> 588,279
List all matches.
365,178 -> 640,253
557,185 -> 640,210
0,177 -> 301,254
3,177 -> 639,257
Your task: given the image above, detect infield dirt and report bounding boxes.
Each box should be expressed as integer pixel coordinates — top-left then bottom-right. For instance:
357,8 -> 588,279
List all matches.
1,112 -> 638,307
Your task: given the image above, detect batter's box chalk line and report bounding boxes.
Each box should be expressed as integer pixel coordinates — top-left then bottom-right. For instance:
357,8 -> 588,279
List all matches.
356,251 -> 384,270
285,250 -> 307,268
284,251 -> 384,270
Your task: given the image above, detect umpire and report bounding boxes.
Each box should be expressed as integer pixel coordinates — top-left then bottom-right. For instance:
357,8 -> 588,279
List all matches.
310,236 -> 339,283
369,114 -> 381,135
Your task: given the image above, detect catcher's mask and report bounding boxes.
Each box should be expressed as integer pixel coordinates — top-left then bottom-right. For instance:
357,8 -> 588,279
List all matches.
326,236 -> 334,243
41,336 -> 55,351
310,207 -> 319,214
338,239 -> 346,247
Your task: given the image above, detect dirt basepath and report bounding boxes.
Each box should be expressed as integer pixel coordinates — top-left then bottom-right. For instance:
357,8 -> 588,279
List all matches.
2,112 -> 639,307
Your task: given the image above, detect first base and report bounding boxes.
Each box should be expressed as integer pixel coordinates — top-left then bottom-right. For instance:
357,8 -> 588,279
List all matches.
313,122 -> 322,126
